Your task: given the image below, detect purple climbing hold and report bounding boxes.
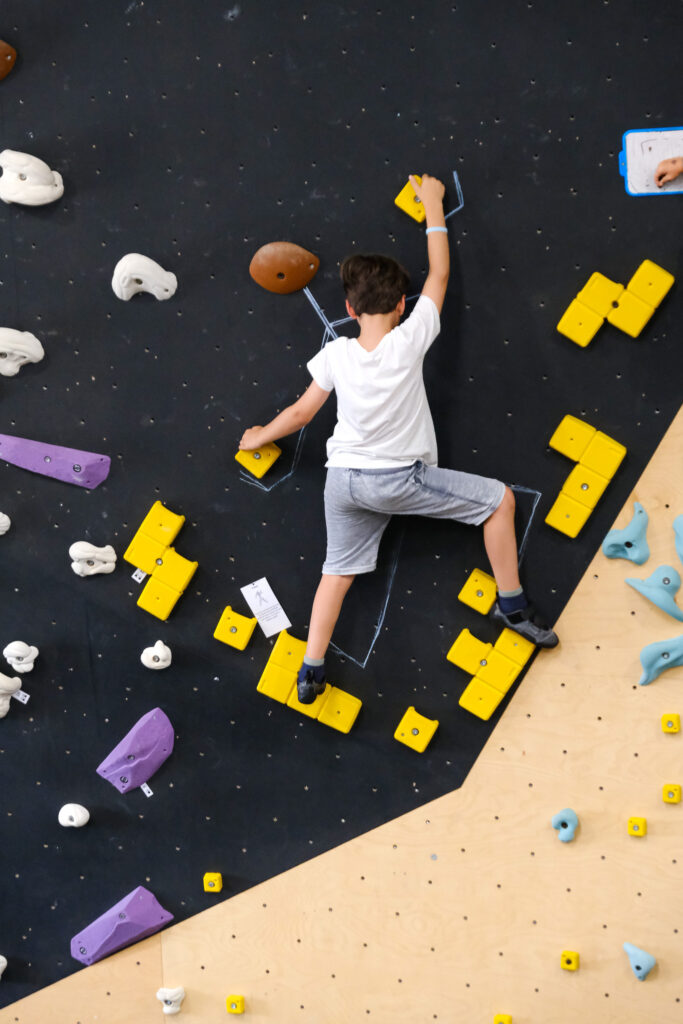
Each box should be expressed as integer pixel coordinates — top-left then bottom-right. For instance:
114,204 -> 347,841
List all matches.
96,707 -> 174,794
0,433 -> 110,489
70,885 -> 173,965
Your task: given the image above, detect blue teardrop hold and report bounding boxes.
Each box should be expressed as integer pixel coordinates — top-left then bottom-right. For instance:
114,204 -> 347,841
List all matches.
623,941 -> 656,980
602,502 -> 650,565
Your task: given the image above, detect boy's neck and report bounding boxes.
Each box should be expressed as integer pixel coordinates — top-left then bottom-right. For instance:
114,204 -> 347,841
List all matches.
355,309 -> 402,351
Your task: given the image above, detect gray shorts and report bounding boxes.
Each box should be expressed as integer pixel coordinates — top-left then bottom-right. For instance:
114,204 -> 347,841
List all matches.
323,461 -> 506,575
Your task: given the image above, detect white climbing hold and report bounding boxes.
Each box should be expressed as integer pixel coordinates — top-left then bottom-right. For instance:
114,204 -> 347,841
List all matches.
112,254 -> 178,301
69,541 -> 117,577
0,328 -> 44,377
3,641 -> 39,673
58,803 -> 90,828
0,513 -> 11,535
0,673 -> 21,718
156,986 -> 185,1015
0,954 -> 7,979
0,149 -> 64,205
141,640 -> 172,670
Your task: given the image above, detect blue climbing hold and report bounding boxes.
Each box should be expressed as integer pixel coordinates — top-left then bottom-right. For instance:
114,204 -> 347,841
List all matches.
674,515 -> 683,567
638,633 -> 683,685
626,565 -> 683,622
602,502 -> 650,564
551,807 -> 579,842
623,942 -> 656,981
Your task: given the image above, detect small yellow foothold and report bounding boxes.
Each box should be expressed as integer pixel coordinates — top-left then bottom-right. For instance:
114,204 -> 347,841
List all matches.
548,415 -> 597,461
317,687 -> 363,733
662,713 -> 681,733
493,1016 -> 513,1024
606,287 -> 654,337
557,297 -> 604,347
576,271 -> 624,317
544,491 -> 593,538
226,994 -> 245,1014
561,462 -> 610,509
663,784 -> 681,804
561,950 -> 580,971
446,627 -> 493,675
628,816 -> 647,837
579,430 -> 627,479
235,442 -> 282,479
394,175 -> 426,223
203,872 -> 223,893
458,676 -> 504,721
214,605 -> 258,651
626,259 -> 674,308
458,568 -> 497,614
394,706 -> 438,752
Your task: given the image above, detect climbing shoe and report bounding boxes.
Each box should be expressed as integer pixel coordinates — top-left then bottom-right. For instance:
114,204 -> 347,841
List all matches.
296,663 -> 326,704
491,601 -> 559,648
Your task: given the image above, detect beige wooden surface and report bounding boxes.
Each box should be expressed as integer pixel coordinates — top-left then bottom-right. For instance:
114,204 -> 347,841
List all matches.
4,408 -> 683,1024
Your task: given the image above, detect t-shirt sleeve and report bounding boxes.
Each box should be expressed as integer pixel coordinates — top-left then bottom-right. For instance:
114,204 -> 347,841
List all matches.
306,345 -> 334,392
400,294 -> 441,357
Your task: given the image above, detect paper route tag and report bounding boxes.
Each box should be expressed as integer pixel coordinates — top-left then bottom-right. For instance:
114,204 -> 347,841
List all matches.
12,690 -> 30,704
131,568 -> 147,584
140,782 -> 153,797
240,577 -> 291,638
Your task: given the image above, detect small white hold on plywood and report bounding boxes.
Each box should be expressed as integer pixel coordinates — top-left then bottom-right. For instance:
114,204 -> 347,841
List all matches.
4,407 -> 683,1024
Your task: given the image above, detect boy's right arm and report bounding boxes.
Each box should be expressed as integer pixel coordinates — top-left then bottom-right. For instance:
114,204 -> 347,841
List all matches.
239,380 -> 330,450
409,173 -> 449,313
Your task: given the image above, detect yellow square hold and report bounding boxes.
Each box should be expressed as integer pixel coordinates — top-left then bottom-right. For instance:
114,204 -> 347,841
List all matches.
607,288 -> 654,337
663,784 -> 682,804
317,687 -> 362,733
203,871 -> 223,893
476,649 -> 521,694
446,628 -> 493,675
152,547 -> 198,593
226,995 -> 245,1014
123,531 -> 168,575
626,259 -> 674,308
270,630 -> 307,672
394,175 -> 426,223
662,713 -> 680,733
235,442 -> 281,479
214,606 -> 258,650
137,500 -> 185,546
137,576 -> 182,620
257,662 -> 296,704
287,682 -> 331,719
545,492 -> 593,538
580,431 -> 627,479
458,568 -> 497,614
556,298 -> 604,347
561,463 -> 610,509
493,1017 -> 512,1024
548,415 -> 596,462
458,677 -> 503,721
494,627 -> 535,667
628,816 -> 647,837
577,272 -> 624,317
561,950 -> 580,971
394,706 -> 438,752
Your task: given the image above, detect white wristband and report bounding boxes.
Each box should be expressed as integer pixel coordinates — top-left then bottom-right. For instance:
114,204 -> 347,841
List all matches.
425,226 -> 448,234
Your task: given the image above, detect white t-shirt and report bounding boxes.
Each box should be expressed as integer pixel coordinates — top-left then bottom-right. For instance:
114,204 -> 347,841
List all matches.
307,294 -> 440,469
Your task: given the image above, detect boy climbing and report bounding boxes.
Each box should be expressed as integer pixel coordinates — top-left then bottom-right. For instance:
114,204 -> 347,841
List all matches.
239,173 -> 558,703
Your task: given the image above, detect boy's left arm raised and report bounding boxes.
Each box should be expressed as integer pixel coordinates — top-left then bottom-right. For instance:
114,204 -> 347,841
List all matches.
239,380 -> 331,451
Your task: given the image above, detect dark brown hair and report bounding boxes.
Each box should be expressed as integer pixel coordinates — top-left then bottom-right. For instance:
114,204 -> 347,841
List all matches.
340,253 -> 410,315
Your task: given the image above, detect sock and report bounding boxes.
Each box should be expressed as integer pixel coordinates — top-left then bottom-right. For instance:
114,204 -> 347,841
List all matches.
498,586 -> 528,615
303,655 -> 325,667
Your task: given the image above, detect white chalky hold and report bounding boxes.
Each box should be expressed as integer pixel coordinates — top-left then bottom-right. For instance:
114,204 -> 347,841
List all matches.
0,149 -> 64,206
156,986 -> 185,1015
0,954 -> 7,979
69,541 -> 117,577
58,803 -> 90,828
0,513 -> 10,535
0,673 -> 21,718
0,328 -> 44,377
112,253 -> 178,302
141,640 -> 172,670
3,641 -> 39,673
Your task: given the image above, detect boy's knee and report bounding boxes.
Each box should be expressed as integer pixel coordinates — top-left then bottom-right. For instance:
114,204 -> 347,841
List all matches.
499,485 -> 515,515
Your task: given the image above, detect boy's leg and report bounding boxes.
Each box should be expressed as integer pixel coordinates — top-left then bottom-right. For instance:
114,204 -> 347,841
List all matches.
306,573 -> 356,660
482,485 -> 520,592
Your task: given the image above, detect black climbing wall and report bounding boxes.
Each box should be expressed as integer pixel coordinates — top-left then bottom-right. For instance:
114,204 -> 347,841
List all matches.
1,0 -> 682,1007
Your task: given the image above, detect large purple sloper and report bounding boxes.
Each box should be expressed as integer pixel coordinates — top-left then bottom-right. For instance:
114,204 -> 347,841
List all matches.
70,885 -> 173,965
0,433 -> 110,488
96,707 -> 174,793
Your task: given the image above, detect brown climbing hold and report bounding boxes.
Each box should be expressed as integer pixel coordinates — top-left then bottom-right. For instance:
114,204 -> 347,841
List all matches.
0,40 -> 17,81
249,241 -> 319,295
